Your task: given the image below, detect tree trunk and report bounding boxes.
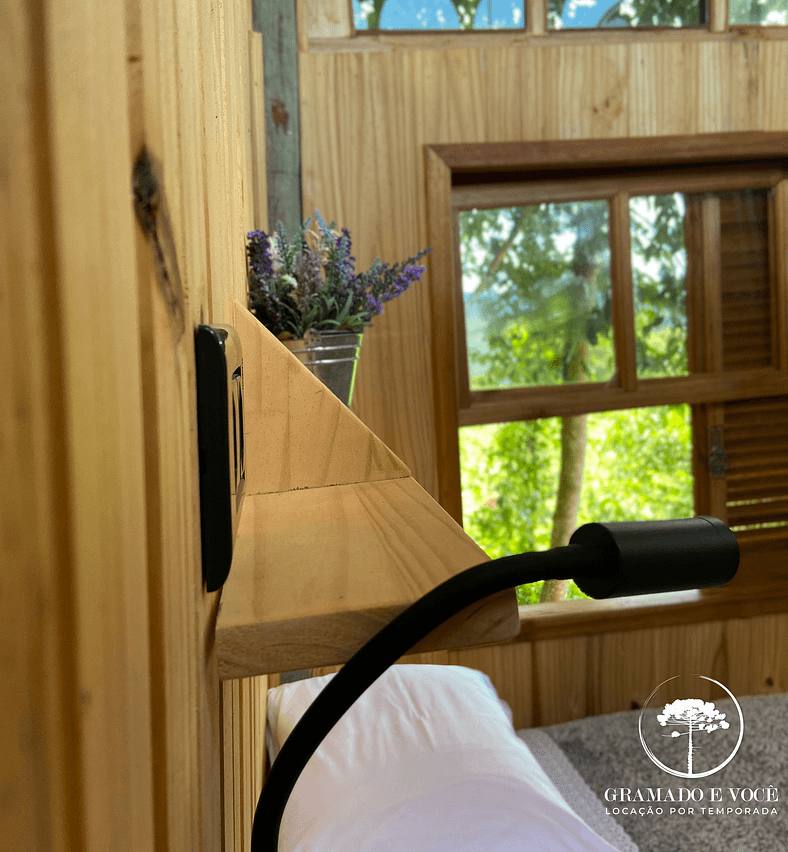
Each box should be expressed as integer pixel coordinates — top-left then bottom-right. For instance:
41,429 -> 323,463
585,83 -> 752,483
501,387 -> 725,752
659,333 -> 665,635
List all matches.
540,411 -> 588,601
539,293 -> 591,603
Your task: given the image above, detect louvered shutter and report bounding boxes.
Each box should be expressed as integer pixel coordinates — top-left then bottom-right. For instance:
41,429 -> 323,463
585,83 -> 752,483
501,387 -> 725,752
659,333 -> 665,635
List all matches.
691,187 -> 788,555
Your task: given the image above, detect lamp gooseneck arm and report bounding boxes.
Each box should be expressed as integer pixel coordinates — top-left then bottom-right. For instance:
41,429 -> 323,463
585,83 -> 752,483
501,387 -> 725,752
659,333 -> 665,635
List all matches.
251,542 -> 607,852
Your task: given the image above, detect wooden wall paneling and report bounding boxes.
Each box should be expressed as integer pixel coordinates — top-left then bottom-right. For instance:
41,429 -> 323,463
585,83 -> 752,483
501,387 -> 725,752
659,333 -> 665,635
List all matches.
1,5 -> 73,847
594,621 -> 727,716
762,41 -> 788,131
698,42 -> 729,131
730,40 -> 762,129
48,0 -> 156,846
532,636 -> 591,725
3,0 -> 155,849
744,613 -> 788,693
588,45 -> 630,139
133,0 -> 216,846
305,0 -> 353,38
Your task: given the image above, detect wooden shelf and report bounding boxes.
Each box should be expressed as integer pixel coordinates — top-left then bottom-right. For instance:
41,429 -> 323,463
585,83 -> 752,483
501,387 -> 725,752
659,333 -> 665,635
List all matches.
215,303 -> 519,679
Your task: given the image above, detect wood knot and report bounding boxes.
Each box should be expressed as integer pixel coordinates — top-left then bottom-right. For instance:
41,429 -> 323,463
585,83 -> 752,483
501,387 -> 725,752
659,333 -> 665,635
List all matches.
272,99 -> 289,132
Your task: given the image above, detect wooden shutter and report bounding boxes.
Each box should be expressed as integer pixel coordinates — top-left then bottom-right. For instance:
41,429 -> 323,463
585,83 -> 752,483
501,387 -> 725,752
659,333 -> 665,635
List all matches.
691,187 -> 788,552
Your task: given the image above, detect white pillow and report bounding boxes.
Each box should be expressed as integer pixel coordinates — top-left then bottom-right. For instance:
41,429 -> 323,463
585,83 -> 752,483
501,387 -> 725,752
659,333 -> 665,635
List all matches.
267,665 -> 621,852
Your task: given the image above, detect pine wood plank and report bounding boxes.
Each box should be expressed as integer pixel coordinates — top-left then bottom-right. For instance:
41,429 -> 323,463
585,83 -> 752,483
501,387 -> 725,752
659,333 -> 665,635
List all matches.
709,0 -> 730,33
216,477 -> 519,678
231,300 -> 409,495
527,0 -> 547,36
305,0 -> 353,38
3,0 -> 157,849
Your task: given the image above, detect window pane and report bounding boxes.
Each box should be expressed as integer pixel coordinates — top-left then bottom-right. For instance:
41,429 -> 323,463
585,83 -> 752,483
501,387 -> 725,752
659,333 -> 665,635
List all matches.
459,404 -> 694,603
459,201 -> 613,391
729,0 -> 787,24
353,0 -> 524,29
630,193 -> 688,379
547,0 -> 703,29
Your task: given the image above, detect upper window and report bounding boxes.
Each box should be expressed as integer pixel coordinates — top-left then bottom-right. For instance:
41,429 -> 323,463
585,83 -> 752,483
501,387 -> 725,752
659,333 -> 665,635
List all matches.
353,0 -> 525,30
729,0 -> 787,24
548,0 -> 704,29
425,134 -> 788,607
351,0 -> 784,30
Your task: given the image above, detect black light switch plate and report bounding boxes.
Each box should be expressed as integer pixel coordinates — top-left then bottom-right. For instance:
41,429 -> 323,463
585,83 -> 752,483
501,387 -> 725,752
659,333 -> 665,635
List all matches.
195,324 -> 245,592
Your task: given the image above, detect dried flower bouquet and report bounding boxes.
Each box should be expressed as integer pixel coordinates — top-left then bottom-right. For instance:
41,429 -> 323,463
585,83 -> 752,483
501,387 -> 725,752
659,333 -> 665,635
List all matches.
246,211 -> 431,339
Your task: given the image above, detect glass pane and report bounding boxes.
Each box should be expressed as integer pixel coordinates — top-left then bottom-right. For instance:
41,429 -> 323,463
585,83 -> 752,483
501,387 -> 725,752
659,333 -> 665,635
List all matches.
353,0 -> 524,29
629,193 -> 688,379
459,201 -> 613,391
459,404 -> 693,603
729,0 -> 787,24
548,0 -> 703,29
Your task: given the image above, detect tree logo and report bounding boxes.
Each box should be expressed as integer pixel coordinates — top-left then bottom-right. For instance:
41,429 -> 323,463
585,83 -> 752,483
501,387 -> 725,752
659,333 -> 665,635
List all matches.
638,675 -> 744,779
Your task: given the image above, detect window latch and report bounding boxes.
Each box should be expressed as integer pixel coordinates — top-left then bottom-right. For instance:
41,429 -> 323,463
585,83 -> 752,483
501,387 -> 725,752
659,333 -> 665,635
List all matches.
708,426 -> 730,479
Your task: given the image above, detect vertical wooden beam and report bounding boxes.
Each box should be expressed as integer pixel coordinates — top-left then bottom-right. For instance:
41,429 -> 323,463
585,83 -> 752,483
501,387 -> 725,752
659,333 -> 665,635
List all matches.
609,193 -> 638,392
248,29 -> 268,231
527,0 -> 548,35
699,195 -> 727,521
253,0 -> 302,234
426,148 -> 464,523
708,0 -> 730,32
770,181 -> 788,373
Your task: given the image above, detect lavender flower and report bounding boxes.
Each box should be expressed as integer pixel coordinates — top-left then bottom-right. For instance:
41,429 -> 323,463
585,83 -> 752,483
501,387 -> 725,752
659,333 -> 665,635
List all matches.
246,212 -> 430,338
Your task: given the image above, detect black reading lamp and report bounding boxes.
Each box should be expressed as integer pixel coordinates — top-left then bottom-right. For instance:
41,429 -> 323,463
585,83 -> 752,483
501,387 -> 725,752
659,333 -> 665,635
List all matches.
250,516 -> 739,852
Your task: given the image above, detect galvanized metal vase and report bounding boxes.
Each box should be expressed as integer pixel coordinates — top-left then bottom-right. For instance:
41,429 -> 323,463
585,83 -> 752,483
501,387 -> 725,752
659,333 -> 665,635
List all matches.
282,328 -> 363,407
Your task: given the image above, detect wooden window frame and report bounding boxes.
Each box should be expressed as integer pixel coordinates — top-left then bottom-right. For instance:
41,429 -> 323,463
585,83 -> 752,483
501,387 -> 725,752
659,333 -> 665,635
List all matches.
330,0 -> 788,41
426,131 -> 788,636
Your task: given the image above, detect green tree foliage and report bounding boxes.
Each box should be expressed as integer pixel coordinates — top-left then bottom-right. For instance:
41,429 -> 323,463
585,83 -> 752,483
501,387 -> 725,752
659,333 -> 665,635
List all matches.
548,0 -> 702,28
458,196 -> 694,604
461,406 -> 693,604
729,0 -> 787,24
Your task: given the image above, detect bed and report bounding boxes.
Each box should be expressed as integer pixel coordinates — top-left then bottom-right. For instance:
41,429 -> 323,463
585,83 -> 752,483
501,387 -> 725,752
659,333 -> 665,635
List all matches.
264,665 -> 786,852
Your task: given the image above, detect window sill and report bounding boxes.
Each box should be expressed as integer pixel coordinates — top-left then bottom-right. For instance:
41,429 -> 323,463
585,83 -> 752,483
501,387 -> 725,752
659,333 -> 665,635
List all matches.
308,25 -> 788,54
511,541 -> 788,642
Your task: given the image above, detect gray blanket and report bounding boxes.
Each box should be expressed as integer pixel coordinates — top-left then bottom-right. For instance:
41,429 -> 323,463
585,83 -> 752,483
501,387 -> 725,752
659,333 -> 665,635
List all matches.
517,693 -> 787,852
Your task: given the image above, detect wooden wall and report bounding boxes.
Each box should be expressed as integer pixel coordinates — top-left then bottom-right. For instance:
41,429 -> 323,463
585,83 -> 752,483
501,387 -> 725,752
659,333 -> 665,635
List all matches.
312,610 -> 788,729
297,8 -> 788,722
5,0 -> 267,849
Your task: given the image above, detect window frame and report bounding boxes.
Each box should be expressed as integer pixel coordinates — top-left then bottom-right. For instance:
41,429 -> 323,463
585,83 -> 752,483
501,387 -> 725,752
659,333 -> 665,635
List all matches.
425,132 -> 788,633
452,165 -> 788,426
345,0 -> 785,37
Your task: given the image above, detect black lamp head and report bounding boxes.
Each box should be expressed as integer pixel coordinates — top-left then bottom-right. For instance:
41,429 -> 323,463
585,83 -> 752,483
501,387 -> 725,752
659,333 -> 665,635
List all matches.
570,516 -> 739,599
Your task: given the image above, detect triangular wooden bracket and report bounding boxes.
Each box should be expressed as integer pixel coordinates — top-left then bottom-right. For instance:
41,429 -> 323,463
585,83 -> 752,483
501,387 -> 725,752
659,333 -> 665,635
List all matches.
216,302 -> 520,678
232,301 -> 409,496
